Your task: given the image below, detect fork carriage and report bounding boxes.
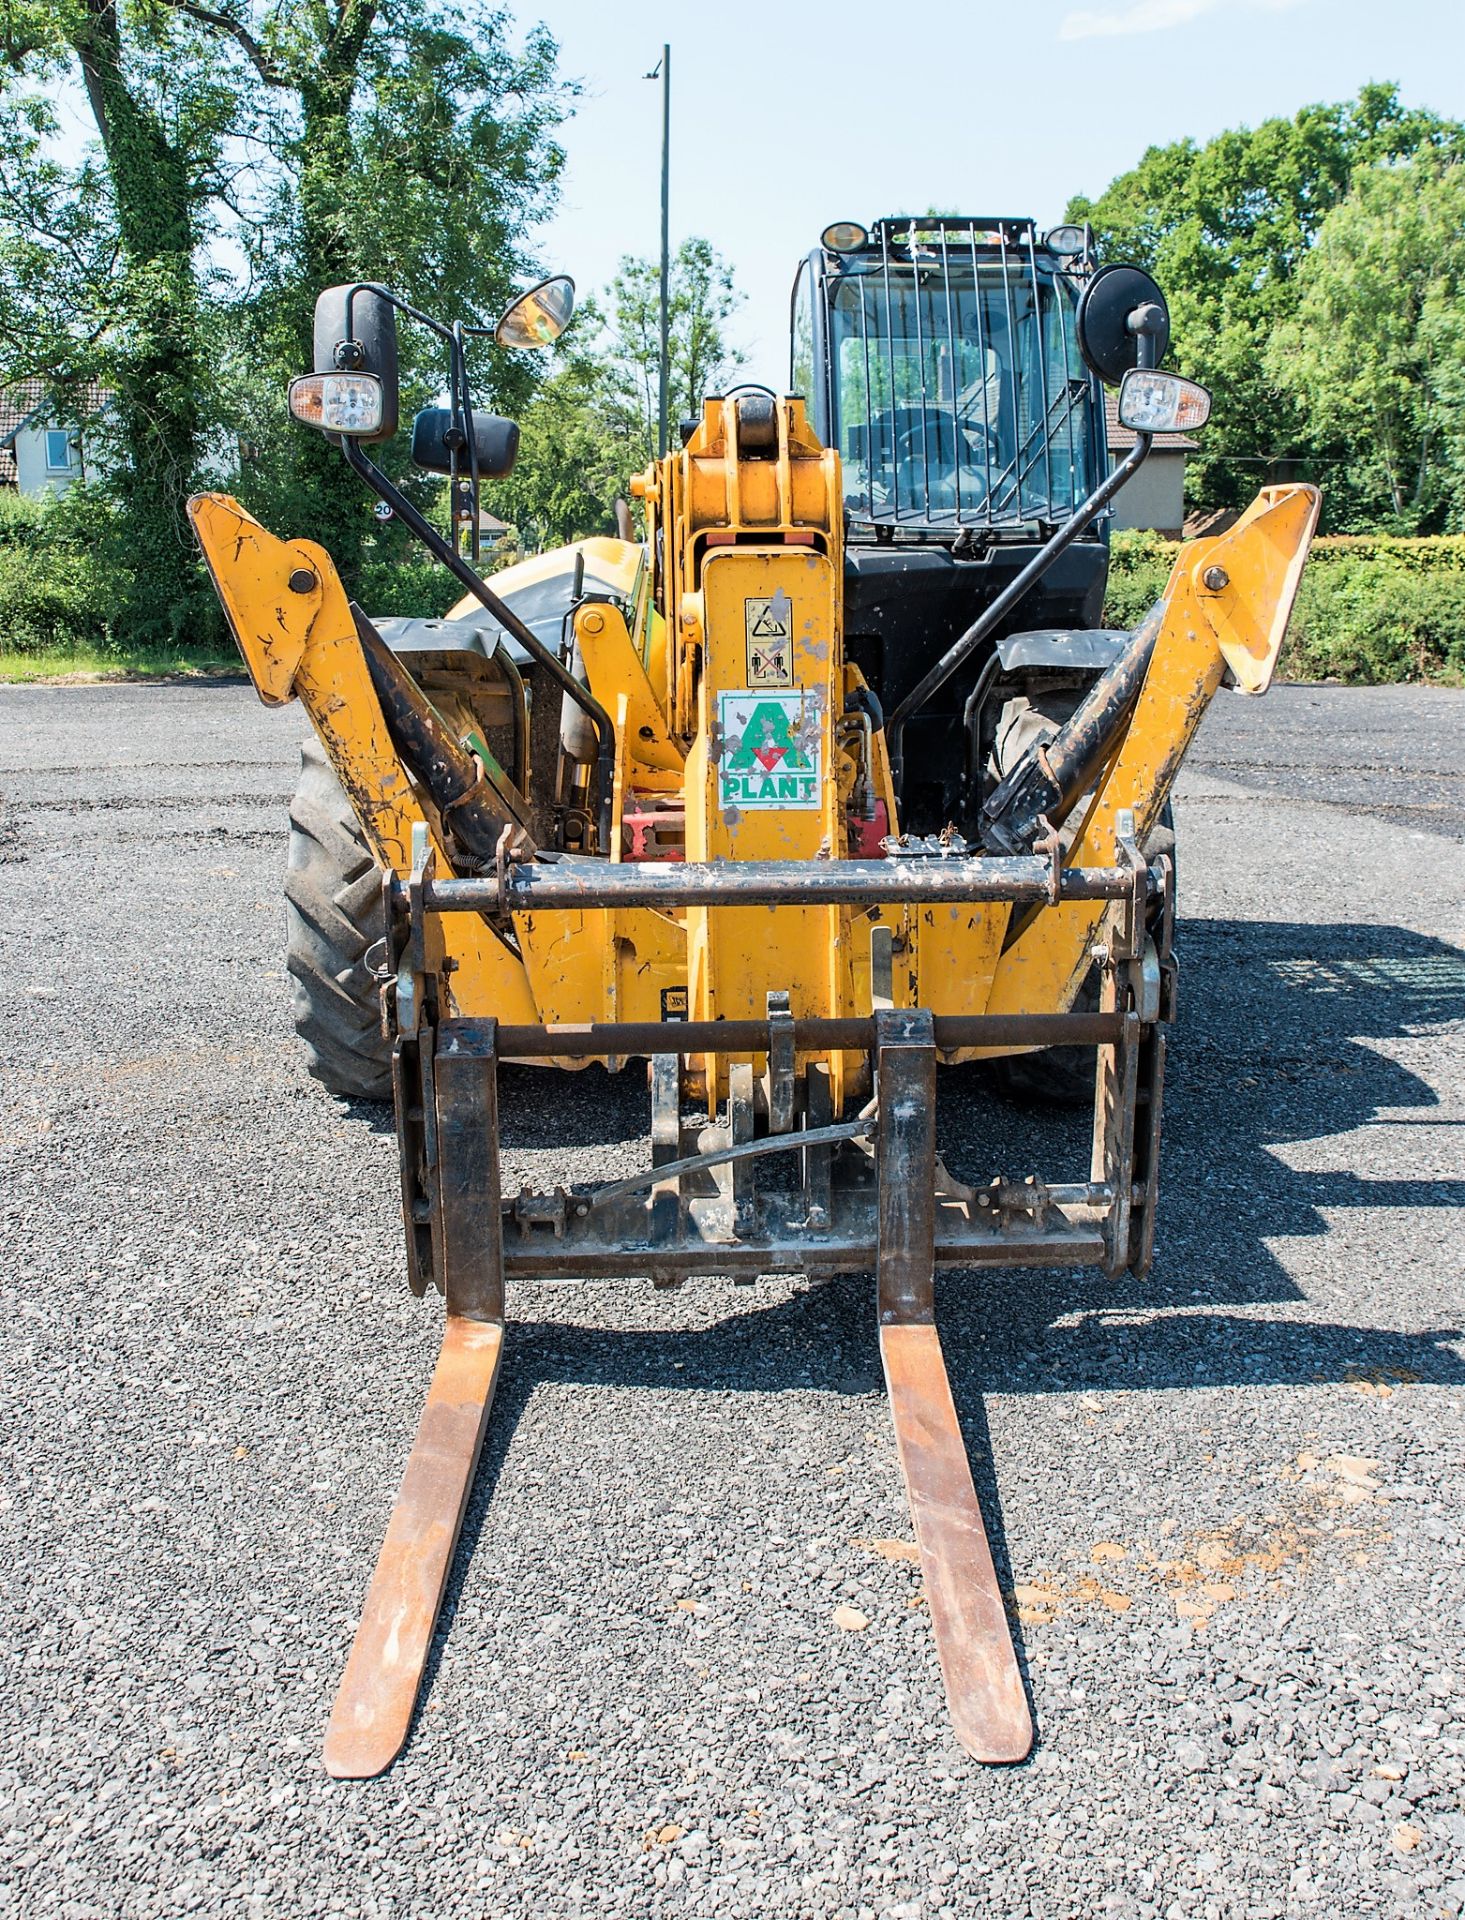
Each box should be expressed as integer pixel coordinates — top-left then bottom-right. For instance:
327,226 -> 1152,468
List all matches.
324,796 -> 1176,1776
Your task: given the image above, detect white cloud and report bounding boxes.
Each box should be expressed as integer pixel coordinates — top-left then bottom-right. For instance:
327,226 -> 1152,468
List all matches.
1058,0 -> 1306,41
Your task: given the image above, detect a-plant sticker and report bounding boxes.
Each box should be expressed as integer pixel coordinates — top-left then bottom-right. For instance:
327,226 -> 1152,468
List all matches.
718,690 -> 823,811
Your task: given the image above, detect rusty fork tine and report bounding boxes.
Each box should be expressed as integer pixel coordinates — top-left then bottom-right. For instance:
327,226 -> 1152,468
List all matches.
880,1320 -> 1032,1762
875,1009 -> 1033,1765
323,1315 -> 505,1780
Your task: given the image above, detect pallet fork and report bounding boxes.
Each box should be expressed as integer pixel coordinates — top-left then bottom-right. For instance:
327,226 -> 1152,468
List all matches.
322,809 -> 1173,1776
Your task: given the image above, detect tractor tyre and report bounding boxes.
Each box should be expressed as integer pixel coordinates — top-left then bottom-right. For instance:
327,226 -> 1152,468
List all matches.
989,688 -> 1175,1109
284,736 -> 393,1101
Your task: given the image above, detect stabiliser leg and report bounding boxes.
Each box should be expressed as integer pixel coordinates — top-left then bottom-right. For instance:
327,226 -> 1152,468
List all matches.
875,1011 -> 1034,1764
323,1020 -> 506,1779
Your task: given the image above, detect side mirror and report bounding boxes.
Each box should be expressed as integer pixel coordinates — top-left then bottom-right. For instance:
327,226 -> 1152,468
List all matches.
493,274 -> 575,350
1075,263 -> 1170,386
411,407 -> 520,479
309,284 -> 400,440
1117,368 -> 1210,435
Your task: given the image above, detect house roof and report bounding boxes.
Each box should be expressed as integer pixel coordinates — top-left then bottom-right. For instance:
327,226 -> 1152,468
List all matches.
1182,505 -> 1240,539
0,446 -> 16,487
0,378 -> 111,447
1104,389 -> 1199,455
0,378 -> 49,446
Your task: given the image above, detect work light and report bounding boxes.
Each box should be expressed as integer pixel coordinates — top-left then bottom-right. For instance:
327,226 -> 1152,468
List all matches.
1044,224 -> 1088,259
288,371 -> 386,436
1117,368 -> 1211,435
821,222 -> 868,253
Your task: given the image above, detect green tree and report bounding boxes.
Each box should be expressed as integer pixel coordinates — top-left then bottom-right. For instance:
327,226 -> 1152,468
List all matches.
170,0 -> 571,596
607,236 -> 744,465
0,0 -> 570,635
0,0 -> 236,638
1067,83 -> 1465,512
488,239 -> 747,551
1267,160 -> 1465,530
489,328 -> 637,550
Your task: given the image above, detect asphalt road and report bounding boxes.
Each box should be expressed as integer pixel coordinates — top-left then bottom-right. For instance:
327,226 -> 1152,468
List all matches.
1,680 -> 1462,1920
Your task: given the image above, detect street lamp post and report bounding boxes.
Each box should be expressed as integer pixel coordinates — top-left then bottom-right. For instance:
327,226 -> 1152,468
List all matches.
645,44 -> 672,456
656,43 -> 671,458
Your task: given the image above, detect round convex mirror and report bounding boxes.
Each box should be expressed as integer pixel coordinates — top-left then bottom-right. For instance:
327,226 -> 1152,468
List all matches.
1074,263 -> 1170,386
494,275 -> 576,350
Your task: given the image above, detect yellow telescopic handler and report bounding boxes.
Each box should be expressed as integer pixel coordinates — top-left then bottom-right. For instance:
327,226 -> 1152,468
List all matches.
190,218 -> 1319,1777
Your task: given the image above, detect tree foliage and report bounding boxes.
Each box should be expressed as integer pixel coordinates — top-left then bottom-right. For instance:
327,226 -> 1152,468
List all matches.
0,0 -> 237,637
1266,160 -> 1465,529
1067,83 -> 1465,523
605,237 -> 744,468
190,1 -> 570,591
488,328 -> 634,552
0,0 -> 570,634
489,237 -> 746,549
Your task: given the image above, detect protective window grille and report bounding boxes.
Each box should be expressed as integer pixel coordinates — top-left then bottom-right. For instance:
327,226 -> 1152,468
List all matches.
825,218 -> 1093,533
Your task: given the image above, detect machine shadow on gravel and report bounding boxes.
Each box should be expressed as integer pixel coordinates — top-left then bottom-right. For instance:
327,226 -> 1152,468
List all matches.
407,916 -> 1465,1751
337,1067 -> 652,1148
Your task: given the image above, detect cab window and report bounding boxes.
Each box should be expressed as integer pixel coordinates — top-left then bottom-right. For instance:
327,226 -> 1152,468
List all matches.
790,263 -> 814,401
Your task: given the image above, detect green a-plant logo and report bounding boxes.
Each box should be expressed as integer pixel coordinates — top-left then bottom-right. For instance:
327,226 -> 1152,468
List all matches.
718,690 -> 823,811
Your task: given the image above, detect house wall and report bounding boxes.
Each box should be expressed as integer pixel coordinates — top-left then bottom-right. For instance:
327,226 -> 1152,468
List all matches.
1109,450 -> 1187,537
13,422 -> 83,496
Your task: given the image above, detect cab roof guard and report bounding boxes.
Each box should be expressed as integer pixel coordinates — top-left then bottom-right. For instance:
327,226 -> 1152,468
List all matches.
818,215 -> 1097,535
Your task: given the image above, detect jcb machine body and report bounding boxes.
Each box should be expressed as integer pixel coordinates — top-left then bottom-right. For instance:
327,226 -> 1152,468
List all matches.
190,223 -> 1319,1777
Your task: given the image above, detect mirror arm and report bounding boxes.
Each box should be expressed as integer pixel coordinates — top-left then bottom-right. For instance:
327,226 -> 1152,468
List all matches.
338,436 -> 616,852
450,318 -> 483,565
341,281 -> 452,350
1128,310 -> 1165,365
886,426 -> 1154,802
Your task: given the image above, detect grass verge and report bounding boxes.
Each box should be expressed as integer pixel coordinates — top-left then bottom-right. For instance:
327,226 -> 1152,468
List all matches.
0,646 -> 243,684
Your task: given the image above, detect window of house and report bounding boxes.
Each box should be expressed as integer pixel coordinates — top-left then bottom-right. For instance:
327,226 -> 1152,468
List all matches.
45,429 -> 75,471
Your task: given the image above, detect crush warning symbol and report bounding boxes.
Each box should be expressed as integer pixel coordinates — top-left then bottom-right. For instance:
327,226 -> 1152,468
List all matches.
744,591 -> 793,686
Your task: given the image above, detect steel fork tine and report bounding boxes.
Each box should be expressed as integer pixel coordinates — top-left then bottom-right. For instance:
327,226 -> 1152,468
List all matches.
879,1320 -> 1032,1762
875,1010 -> 1033,1764
323,1315 -> 504,1779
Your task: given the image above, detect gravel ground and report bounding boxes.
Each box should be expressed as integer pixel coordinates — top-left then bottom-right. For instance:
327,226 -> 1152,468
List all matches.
1,679 -> 1462,1920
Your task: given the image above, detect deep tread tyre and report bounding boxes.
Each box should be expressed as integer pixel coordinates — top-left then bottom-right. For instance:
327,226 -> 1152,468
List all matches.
284,736 -> 393,1100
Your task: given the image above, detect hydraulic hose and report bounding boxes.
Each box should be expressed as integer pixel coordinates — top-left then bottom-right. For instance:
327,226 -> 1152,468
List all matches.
352,606 -> 534,868
977,599 -> 1164,856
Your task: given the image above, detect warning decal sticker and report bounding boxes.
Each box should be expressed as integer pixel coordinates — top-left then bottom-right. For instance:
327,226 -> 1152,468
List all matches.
744,591 -> 793,686
718,689 -> 823,812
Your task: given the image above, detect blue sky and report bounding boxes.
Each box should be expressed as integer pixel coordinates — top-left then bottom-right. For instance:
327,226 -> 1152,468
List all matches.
520,0 -> 1465,373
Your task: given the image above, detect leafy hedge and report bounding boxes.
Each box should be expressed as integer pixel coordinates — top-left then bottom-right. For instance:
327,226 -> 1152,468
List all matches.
0,491 -> 117,654
1105,529 -> 1465,684
0,485 -> 467,662
4,486 -> 1464,685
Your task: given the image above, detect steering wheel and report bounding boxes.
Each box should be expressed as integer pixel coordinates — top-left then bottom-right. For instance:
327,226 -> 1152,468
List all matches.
890,409 -> 996,502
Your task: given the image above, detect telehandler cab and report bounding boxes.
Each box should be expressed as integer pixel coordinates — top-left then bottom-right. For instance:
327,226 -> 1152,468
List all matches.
190,216 -> 1319,1777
